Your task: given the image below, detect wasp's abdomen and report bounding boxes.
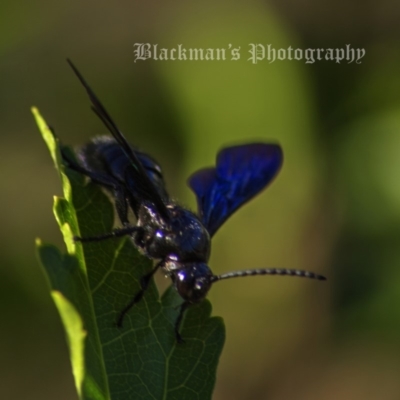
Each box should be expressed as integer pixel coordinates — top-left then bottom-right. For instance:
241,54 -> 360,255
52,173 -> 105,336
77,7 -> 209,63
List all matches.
78,136 -> 168,200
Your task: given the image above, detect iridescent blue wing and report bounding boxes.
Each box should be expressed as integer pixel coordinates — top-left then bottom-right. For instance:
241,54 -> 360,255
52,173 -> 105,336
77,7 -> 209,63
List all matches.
188,143 -> 283,237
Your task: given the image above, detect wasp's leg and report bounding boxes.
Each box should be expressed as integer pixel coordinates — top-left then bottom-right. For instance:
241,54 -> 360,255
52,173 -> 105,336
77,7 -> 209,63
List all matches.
49,126 -> 131,226
116,261 -> 162,327
74,225 -> 143,243
174,301 -> 190,344
62,147 -> 130,216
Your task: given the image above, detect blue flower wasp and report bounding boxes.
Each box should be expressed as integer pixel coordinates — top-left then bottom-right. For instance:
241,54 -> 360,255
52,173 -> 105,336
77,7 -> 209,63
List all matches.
61,60 -> 326,343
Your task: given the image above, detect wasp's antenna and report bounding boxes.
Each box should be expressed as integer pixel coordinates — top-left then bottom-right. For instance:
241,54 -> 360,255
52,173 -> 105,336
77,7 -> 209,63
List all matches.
210,268 -> 326,283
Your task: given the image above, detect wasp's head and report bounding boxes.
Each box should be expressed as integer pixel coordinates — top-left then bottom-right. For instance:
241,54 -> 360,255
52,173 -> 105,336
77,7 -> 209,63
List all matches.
166,261 -> 213,302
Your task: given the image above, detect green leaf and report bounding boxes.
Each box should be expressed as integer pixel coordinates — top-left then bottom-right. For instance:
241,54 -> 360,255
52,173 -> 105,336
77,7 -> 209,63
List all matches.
51,290 -> 87,397
32,107 -> 225,400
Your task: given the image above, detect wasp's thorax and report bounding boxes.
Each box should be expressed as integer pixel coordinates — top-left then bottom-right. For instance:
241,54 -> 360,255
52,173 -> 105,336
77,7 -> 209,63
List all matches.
135,202 -> 211,263
133,202 -> 214,303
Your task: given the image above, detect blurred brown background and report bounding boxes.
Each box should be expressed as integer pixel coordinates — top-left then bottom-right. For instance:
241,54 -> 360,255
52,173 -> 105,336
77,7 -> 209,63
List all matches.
1,1 -> 400,399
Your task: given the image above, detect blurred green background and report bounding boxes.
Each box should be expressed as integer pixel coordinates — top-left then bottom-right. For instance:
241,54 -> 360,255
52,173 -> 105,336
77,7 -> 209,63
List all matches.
2,0 -> 400,399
